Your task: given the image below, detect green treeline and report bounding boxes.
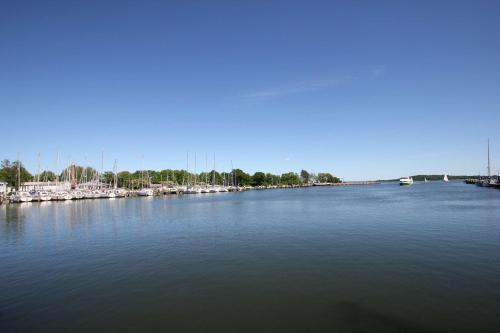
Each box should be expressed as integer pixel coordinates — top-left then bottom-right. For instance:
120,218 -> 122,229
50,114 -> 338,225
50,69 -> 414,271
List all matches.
0,159 -> 341,189
0,160 -> 32,188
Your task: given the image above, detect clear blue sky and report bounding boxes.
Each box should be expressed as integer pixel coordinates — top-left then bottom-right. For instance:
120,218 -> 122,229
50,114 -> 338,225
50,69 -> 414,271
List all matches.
1,1 -> 499,180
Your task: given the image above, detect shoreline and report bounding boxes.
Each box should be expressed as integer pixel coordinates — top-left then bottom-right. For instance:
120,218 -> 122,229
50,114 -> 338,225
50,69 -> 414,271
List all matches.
0,181 -> 380,205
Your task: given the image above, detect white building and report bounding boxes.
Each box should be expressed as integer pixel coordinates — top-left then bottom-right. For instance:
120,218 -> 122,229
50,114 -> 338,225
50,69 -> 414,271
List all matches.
19,181 -> 71,192
77,181 -> 109,190
0,182 -> 7,195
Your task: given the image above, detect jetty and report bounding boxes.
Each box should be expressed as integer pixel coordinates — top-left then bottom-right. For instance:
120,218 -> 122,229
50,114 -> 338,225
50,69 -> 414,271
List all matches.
465,139 -> 500,189
319,181 -> 380,186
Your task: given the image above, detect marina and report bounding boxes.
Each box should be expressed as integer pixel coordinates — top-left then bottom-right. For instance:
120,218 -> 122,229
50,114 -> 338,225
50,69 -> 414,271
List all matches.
2,1 -> 499,332
0,155 -> 381,205
1,180 -> 381,204
2,181 -> 500,332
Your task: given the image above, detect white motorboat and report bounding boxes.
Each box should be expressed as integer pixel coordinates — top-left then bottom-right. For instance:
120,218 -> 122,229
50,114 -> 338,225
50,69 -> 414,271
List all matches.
137,188 -> 154,196
399,177 -> 413,185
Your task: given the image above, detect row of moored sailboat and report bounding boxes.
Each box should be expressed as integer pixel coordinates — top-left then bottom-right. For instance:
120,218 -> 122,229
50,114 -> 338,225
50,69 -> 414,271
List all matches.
10,189 -> 128,202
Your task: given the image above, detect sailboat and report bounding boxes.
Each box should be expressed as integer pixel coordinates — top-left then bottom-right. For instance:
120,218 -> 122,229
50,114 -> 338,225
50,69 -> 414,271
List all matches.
424,177 -> 428,183
183,152 -> 200,194
209,153 -> 218,193
443,174 -> 449,182
477,139 -> 498,187
137,156 -> 154,196
201,154 -> 210,193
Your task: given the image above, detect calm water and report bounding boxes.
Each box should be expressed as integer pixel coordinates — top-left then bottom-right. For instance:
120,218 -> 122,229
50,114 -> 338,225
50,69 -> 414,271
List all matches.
1,182 -> 500,332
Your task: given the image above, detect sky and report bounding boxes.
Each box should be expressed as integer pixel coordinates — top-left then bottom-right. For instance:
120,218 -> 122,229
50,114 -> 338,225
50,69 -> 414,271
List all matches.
1,0 -> 499,180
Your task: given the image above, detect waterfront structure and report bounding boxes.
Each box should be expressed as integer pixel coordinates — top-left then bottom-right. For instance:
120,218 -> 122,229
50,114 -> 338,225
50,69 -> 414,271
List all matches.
0,182 -> 7,195
19,181 -> 71,192
77,181 -> 109,190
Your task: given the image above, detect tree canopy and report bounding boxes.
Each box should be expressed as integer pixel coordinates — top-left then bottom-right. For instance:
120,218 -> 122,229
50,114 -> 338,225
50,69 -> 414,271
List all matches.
0,159 -> 343,189
0,159 -> 33,189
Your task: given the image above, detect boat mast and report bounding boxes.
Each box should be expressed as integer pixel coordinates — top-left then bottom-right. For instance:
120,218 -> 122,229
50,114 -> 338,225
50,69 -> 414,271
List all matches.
487,138 -> 491,179
205,154 -> 208,186
231,160 -> 234,187
186,152 -> 190,188
141,154 -> 144,189
56,151 -> 60,187
36,153 -> 41,189
113,160 -> 118,190
101,151 -> 104,189
212,153 -> 216,186
17,153 -> 20,191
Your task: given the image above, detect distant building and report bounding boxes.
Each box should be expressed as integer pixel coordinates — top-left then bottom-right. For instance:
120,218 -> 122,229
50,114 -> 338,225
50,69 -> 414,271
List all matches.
77,181 -> 109,190
19,181 -> 71,192
0,182 -> 7,195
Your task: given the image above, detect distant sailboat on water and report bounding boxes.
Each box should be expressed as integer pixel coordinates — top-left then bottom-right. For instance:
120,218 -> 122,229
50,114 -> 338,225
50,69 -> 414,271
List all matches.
424,177 -> 428,183
443,174 -> 449,182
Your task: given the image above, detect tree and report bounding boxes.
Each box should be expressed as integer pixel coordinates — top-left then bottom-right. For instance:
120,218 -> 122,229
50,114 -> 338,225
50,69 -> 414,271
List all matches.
317,172 -> 341,183
159,169 -> 177,184
281,172 -> 301,185
0,159 -> 33,189
252,172 -> 266,186
300,169 -> 310,183
59,165 -> 97,183
117,171 -> 132,188
233,169 -> 251,186
38,170 -> 56,181
265,173 -> 280,186
102,171 -> 114,184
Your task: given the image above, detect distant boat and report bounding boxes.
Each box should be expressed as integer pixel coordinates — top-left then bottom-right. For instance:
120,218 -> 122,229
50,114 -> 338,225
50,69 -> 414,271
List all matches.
16,191 -> 33,202
62,191 -> 74,200
137,188 -> 154,196
443,174 -> 449,182
39,191 -> 52,201
399,177 -> 413,185
184,187 -> 201,194
424,177 -> 428,183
